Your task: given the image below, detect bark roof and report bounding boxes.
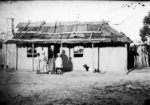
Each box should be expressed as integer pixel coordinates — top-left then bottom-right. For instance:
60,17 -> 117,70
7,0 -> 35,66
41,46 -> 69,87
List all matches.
6,21 -> 132,44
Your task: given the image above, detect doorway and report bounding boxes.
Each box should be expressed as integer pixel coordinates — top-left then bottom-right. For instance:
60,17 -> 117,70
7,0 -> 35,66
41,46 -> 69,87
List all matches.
47,45 -> 60,72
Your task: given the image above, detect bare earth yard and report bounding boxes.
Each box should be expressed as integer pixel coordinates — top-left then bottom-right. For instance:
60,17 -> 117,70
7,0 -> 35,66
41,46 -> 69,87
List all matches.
0,68 -> 150,105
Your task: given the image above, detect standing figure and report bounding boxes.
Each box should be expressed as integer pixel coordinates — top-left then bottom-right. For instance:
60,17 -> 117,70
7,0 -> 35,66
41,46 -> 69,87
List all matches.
55,53 -> 63,74
36,53 -> 41,73
40,51 -> 48,73
48,46 -> 55,73
61,50 -> 68,72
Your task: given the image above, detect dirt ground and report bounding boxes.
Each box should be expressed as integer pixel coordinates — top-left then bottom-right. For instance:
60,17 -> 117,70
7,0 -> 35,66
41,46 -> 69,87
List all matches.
0,68 -> 150,105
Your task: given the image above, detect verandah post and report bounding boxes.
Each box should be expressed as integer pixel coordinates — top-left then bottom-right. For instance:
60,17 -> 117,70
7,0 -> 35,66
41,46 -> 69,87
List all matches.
69,48 -> 71,58
16,44 -> 18,70
98,46 -> 100,72
92,43 -> 94,71
125,44 -> 128,72
5,44 -> 7,69
60,43 -> 63,54
32,43 -> 34,72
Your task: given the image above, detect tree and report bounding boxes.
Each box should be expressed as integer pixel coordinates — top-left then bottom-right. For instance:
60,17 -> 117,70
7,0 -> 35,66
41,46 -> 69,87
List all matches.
140,12 -> 150,42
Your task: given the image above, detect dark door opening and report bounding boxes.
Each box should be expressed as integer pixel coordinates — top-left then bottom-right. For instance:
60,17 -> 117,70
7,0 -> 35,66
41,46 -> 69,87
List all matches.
48,45 -> 60,72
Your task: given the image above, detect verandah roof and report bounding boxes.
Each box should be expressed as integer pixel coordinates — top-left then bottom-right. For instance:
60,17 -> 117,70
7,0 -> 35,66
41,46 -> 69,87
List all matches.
6,21 -> 132,44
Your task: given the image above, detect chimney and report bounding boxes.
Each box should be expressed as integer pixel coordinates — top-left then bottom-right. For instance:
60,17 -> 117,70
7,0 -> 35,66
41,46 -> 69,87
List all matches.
6,18 -> 14,40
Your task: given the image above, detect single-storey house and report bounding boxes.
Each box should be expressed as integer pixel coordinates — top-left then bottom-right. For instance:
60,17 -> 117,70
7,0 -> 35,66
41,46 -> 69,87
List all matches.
4,21 -> 132,73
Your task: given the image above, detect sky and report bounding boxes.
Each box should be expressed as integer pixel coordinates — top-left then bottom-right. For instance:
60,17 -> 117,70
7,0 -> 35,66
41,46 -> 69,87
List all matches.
0,1 -> 150,41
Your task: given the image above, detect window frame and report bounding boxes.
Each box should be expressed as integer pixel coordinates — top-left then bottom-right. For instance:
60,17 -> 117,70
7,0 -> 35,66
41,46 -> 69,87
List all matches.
73,46 -> 84,57
27,47 -> 37,57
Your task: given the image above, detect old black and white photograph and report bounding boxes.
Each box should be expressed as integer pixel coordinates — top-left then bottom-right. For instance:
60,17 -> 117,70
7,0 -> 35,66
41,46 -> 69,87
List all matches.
0,0 -> 150,105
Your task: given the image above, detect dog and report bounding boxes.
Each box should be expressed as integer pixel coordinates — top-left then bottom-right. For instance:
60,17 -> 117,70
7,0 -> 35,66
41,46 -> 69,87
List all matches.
83,64 -> 100,73
83,64 -> 89,71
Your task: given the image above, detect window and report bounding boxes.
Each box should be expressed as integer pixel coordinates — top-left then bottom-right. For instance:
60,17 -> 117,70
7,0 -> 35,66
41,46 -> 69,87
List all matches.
27,47 -> 37,57
74,46 -> 84,57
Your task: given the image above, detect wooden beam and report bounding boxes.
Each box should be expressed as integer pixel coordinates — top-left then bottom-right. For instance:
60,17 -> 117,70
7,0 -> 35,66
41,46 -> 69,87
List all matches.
69,48 -> 71,58
98,47 -> 100,72
92,43 -> 94,71
89,32 -> 93,39
60,43 -> 63,53
9,38 -> 107,42
35,21 -> 46,35
17,21 -> 31,39
16,31 -> 102,35
5,44 -> 7,69
125,44 -> 128,72
16,44 -> 18,70
32,43 -> 34,72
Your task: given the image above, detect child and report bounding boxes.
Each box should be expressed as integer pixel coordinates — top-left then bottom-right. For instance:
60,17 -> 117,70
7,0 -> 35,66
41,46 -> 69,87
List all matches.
40,51 -> 48,73
55,53 -> 63,74
36,53 -> 41,73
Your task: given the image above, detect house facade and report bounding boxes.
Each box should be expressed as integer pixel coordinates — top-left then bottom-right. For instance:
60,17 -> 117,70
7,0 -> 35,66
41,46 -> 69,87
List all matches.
4,21 -> 132,73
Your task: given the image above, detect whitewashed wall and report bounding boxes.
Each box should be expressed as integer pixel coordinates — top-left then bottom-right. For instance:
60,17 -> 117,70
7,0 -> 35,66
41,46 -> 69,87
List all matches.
18,47 -> 32,70
0,45 -> 4,65
62,47 -> 98,71
18,46 -> 48,71
8,45 -> 127,73
100,47 -> 127,73
0,44 -> 16,69
62,46 -> 127,73
7,44 -> 16,69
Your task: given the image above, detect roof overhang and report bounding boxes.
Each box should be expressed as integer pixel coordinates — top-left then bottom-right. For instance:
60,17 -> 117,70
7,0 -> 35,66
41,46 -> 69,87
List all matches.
4,38 -> 132,44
